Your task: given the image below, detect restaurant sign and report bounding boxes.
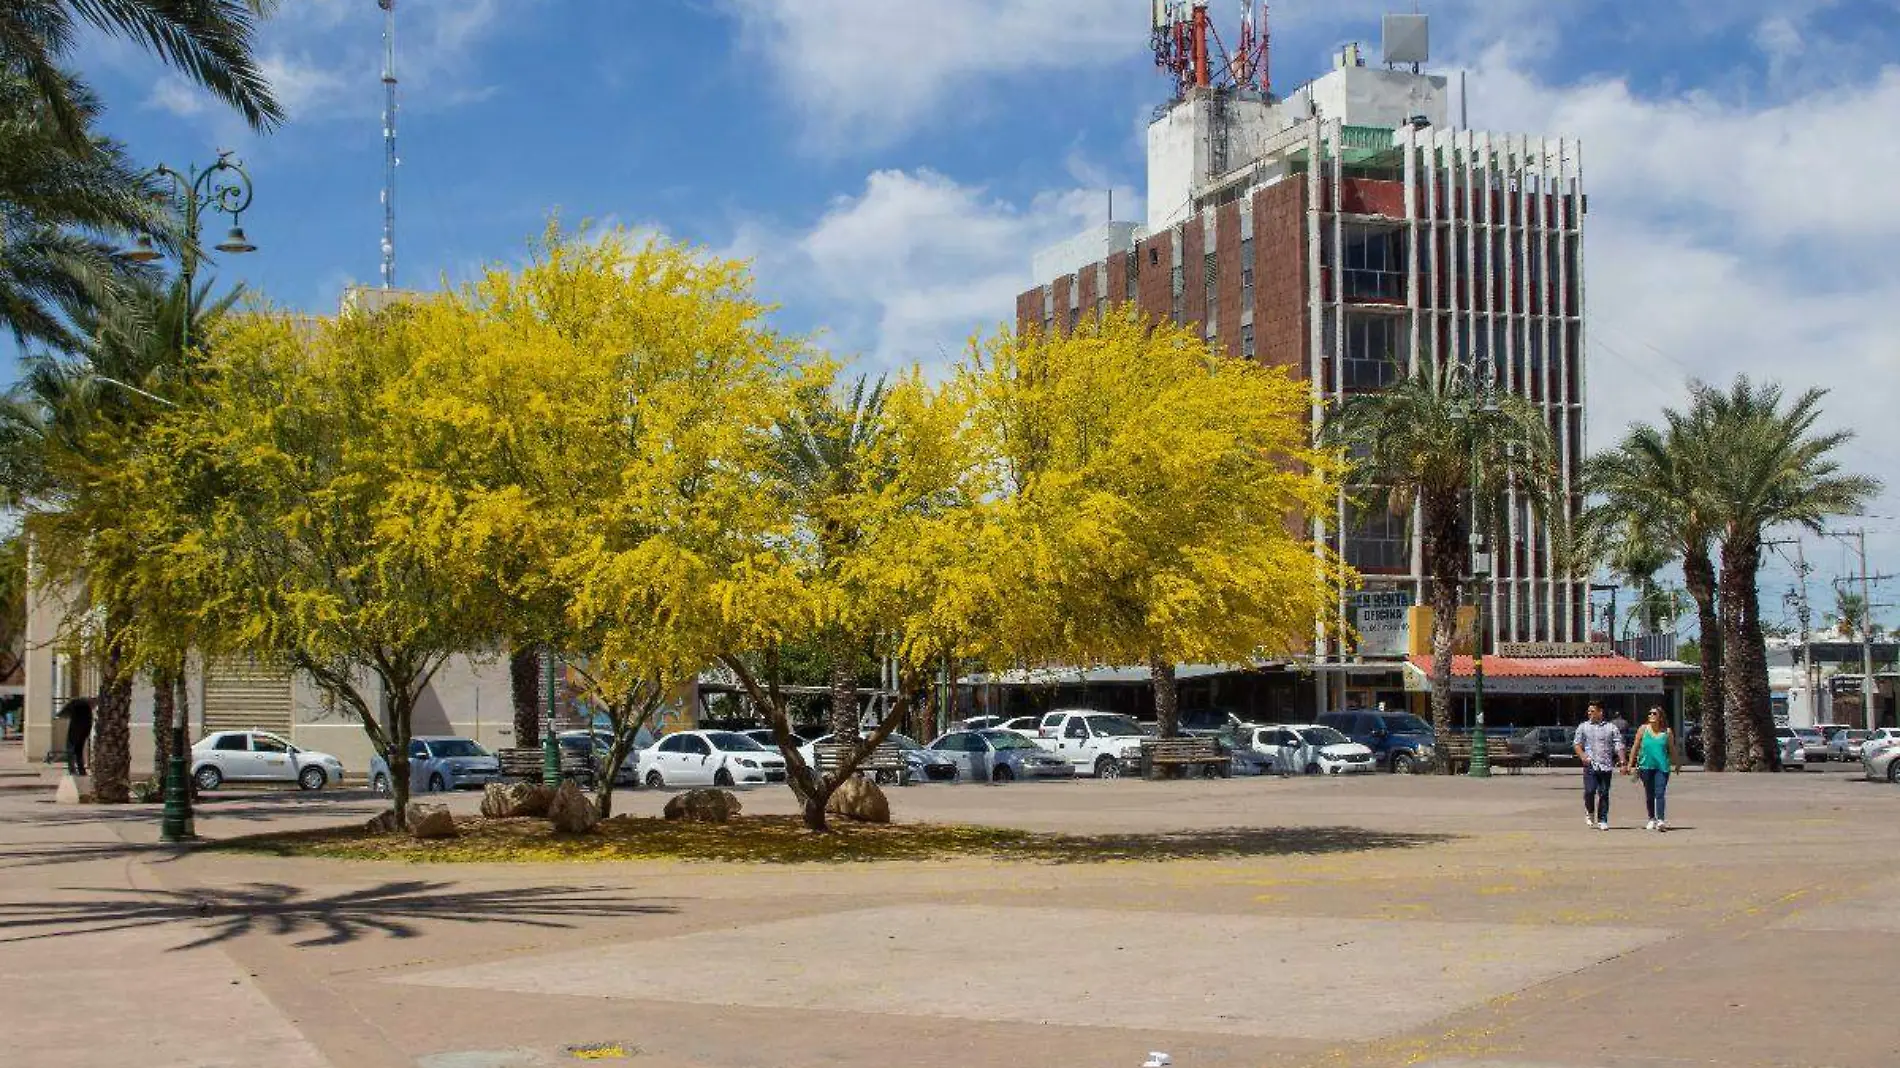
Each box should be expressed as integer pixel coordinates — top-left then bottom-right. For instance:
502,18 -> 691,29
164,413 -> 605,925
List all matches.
1495,641 -> 1612,658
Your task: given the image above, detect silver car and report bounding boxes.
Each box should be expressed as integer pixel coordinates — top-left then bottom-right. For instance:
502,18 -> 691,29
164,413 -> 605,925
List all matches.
1863,739 -> 1900,783
1771,727 -> 1808,770
928,729 -> 1076,783
409,736 -> 500,791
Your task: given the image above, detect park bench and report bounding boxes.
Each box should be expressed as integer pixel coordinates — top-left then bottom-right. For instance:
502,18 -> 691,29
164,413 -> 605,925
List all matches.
814,741 -> 909,786
1140,736 -> 1230,780
495,746 -> 595,786
1435,735 -> 1526,775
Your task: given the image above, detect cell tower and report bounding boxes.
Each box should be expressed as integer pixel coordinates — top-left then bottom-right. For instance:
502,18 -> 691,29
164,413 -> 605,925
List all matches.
1151,1 -> 1270,100
378,0 -> 397,289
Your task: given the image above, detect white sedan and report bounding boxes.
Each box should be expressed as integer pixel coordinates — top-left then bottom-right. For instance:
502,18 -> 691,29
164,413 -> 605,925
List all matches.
191,730 -> 344,792
638,730 -> 788,788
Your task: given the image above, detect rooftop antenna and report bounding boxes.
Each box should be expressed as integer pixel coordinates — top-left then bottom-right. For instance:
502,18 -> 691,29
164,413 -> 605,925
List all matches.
379,0 -> 398,289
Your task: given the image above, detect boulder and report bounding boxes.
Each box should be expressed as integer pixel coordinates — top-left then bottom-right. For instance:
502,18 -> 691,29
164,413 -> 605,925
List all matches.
363,808 -> 400,833
406,802 -> 458,840
480,781 -> 554,819
825,775 -> 891,824
662,788 -> 742,823
546,780 -> 599,835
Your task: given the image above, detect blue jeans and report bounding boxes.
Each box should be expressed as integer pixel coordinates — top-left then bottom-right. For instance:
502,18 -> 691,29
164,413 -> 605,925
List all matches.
1639,768 -> 1670,822
1583,768 -> 1613,822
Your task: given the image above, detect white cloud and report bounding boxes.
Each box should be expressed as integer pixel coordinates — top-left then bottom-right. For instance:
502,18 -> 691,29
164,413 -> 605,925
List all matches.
732,168 -> 1140,369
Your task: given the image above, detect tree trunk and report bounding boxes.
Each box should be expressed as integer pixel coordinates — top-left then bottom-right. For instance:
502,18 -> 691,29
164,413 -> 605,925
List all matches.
802,792 -> 830,833
1424,493 -> 1462,775
91,608 -> 135,803
828,633 -> 858,741
1719,536 -> 1773,772
1683,546 -> 1725,771
509,646 -> 541,747
151,668 -> 176,781
387,690 -> 413,829
1151,655 -> 1179,738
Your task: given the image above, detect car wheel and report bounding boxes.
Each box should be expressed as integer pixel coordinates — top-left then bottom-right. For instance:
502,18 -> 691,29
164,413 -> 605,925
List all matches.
1304,762 -> 1321,776
1530,753 -> 1549,767
1390,752 -> 1418,775
992,764 -> 1015,783
645,770 -> 665,789
297,766 -> 327,791
874,768 -> 898,786
371,772 -> 390,796
1094,756 -> 1120,780
713,768 -> 735,787
1888,761 -> 1900,784
192,765 -> 223,792
428,772 -> 446,793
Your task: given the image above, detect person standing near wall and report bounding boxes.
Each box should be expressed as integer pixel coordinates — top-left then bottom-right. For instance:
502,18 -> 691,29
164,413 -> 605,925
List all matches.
1573,702 -> 1624,830
55,696 -> 93,776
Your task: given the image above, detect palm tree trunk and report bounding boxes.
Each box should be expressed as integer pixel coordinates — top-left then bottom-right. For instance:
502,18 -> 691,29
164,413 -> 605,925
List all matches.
828,633 -> 858,740
1152,655 -> 1180,738
92,608 -> 134,803
509,646 -> 541,747
1683,547 -> 1725,771
1718,536 -> 1773,771
151,667 -> 176,781
1425,496 -> 1462,775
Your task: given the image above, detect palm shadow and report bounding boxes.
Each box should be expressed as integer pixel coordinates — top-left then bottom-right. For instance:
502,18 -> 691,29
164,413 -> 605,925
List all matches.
0,881 -> 677,950
0,841 -> 190,871
1021,825 -> 1454,863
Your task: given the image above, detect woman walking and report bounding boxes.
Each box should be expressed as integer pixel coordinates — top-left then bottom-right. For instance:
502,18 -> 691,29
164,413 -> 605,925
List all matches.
1625,707 -> 1684,832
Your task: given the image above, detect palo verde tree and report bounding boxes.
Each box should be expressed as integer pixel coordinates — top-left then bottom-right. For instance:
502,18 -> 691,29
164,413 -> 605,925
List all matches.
965,310 -> 1350,740
116,301 -> 514,826
1323,358 -> 1556,772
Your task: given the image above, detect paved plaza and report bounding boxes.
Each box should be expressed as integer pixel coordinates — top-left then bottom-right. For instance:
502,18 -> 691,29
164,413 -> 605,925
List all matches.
1,752 -> 1895,1068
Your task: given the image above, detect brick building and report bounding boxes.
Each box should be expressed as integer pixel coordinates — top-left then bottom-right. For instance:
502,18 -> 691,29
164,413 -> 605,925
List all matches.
1016,41 -> 1591,714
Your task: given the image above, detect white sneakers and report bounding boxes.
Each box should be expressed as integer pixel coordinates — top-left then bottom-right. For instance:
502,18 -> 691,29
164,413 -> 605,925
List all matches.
1645,819 -> 1657,831
1587,815 -> 1598,828
1644,818 -> 1670,832
1597,821 -> 1609,831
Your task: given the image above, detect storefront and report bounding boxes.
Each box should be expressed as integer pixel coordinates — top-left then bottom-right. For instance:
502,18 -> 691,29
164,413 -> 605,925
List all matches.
1405,644 -> 1671,731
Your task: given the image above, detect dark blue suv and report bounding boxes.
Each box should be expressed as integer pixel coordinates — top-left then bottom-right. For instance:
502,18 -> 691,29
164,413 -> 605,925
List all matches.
1316,709 -> 1436,773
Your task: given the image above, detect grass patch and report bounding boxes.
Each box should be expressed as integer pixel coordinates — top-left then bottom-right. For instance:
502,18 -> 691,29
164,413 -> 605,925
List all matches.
211,815 -> 1452,865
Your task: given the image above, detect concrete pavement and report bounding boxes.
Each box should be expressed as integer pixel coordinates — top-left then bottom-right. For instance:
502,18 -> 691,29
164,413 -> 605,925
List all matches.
1,747 -> 1896,1067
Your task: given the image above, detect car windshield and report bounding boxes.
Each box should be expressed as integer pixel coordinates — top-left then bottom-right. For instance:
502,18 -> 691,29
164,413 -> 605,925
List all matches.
1300,726 -> 1350,746
983,731 -> 1042,750
1380,714 -> 1431,735
426,739 -> 488,758
1088,715 -> 1144,736
886,734 -> 922,751
706,732 -> 768,752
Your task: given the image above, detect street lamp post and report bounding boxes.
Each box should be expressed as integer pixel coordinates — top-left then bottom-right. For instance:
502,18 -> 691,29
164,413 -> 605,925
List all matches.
122,150 -> 258,845
1468,532 -> 1492,778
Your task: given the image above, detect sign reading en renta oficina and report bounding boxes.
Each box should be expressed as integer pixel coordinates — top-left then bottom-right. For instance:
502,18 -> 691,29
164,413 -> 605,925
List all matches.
1350,589 -> 1415,657
1495,641 -> 1613,658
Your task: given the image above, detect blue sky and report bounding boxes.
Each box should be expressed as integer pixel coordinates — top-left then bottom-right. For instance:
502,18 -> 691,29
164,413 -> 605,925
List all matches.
22,0 -> 1900,631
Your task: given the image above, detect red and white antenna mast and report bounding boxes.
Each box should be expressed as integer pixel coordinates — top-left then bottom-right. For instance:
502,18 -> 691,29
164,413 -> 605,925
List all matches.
1152,1 -> 1270,100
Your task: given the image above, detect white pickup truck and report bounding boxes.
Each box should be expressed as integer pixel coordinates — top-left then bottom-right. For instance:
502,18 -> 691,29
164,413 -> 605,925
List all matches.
1032,710 -> 1149,778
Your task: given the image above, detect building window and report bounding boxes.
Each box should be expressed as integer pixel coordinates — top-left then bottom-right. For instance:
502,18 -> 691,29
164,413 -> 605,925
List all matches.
1240,235 -> 1254,302
1339,226 -> 1406,302
1344,501 -> 1409,571
1342,313 -> 1406,390
1241,322 -> 1256,360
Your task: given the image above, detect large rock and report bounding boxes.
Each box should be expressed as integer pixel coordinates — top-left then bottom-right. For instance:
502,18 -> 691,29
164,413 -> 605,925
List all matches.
663,788 -> 742,823
825,775 -> 891,824
363,808 -> 400,833
546,779 -> 599,835
406,802 -> 458,839
480,781 -> 553,819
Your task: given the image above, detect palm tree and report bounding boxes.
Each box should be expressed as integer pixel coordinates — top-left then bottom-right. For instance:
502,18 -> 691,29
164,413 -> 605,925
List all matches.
1,0 -> 282,142
1583,404 -> 1730,769
1832,591 -> 1882,642
1323,361 -> 1557,773
769,375 -> 892,744
1698,377 -> 1879,769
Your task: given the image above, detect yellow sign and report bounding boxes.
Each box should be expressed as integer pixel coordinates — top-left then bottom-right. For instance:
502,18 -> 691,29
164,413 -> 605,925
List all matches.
1406,605 -> 1477,658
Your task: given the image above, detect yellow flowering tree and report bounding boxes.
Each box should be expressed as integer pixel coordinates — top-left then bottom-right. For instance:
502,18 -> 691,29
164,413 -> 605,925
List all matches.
960,309 -> 1350,738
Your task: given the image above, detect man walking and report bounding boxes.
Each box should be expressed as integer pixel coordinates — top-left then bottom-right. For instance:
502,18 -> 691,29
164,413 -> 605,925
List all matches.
1573,702 -> 1624,830
56,696 -> 94,777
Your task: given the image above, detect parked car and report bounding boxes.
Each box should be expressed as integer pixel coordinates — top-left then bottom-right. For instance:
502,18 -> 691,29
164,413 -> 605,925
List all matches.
798,732 -> 960,784
996,716 -> 1046,739
1234,724 -> 1306,775
1315,709 -> 1436,773
1210,724 -> 1281,775
1772,727 -> 1809,770
1506,725 -> 1579,767
927,729 -> 1075,783
1862,727 -> 1900,757
950,715 -> 1008,733
1792,726 -> 1830,763
639,730 -> 787,788
191,730 -> 345,792
557,729 -> 649,786
1177,708 -> 1246,736
740,727 -> 808,752
1816,723 -> 1849,743
1862,738 -> 1900,783
1827,729 -> 1871,762
1281,724 -> 1378,774
1032,710 -> 1149,778
408,736 -> 501,791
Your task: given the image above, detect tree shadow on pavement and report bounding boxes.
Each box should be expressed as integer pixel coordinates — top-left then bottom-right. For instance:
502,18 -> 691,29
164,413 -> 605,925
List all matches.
0,881 -> 678,950
0,793 -> 386,830
1022,825 -> 1454,863
0,841 -> 189,871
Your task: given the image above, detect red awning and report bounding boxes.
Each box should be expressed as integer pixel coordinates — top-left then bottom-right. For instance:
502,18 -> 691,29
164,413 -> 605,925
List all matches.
1406,655 -> 1664,695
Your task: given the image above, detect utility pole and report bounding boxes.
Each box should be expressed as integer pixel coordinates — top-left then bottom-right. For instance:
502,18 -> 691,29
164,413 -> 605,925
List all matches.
1825,529 -> 1890,731
1768,538 -> 1814,725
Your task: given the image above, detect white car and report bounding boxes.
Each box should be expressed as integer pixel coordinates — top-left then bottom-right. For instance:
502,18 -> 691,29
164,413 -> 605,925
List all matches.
1280,724 -> 1378,774
639,730 -> 788,788
1033,710 -> 1148,778
1861,727 -> 1900,756
996,716 -> 1046,739
191,730 -> 344,792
